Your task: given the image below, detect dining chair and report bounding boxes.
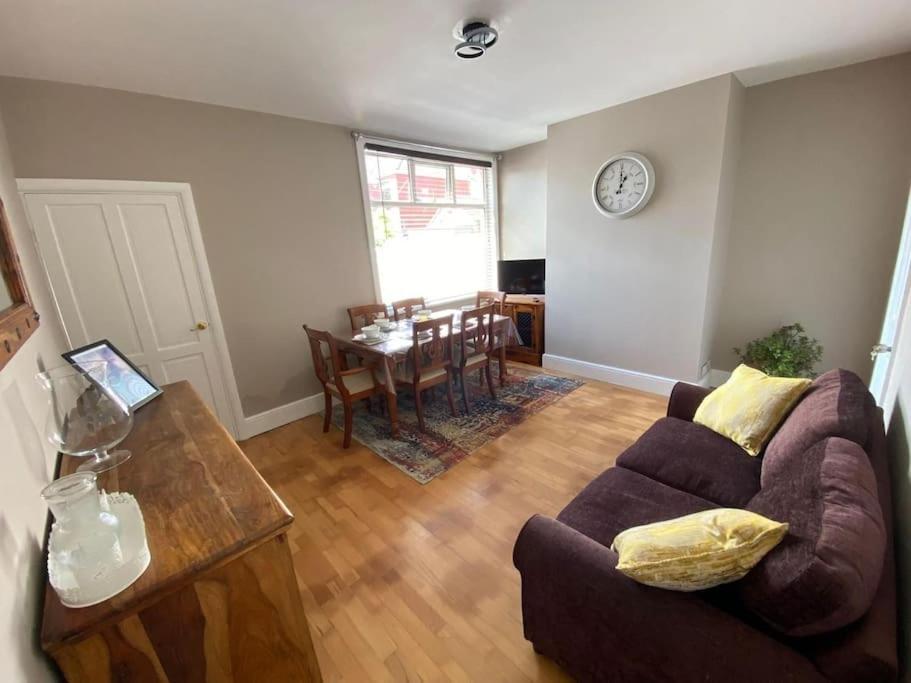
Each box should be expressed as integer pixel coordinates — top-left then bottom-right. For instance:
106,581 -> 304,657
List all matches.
391,297 -> 426,322
477,291 -> 509,384
395,314 -> 457,432
454,304 -> 497,413
476,290 -> 505,314
304,324 -> 386,448
347,303 -> 389,332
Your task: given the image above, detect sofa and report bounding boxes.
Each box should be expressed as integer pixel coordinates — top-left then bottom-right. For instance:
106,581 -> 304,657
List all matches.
513,369 -> 897,682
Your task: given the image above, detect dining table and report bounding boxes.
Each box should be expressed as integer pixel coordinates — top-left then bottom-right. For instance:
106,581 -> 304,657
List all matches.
336,309 -> 522,437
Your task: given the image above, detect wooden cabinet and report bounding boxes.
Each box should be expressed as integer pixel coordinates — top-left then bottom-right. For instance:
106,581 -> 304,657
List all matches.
41,381 -> 322,683
502,295 -> 545,366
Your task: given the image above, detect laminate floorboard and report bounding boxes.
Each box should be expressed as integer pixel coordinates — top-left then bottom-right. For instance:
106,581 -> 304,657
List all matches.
241,365 -> 667,681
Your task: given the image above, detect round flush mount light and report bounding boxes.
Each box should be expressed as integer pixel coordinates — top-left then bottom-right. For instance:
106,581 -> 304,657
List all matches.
452,19 -> 499,59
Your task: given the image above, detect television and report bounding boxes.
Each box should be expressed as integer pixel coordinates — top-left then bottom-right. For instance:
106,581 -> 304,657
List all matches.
498,258 -> 545,295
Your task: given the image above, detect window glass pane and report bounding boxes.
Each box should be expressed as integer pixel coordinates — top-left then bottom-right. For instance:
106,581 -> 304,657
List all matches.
413,162 -> 451,203
373,209 -> 492,302
362,145 -> 496,302
371,206 -> 402,247
366,153 -> 411,202
454,165 -> 485,204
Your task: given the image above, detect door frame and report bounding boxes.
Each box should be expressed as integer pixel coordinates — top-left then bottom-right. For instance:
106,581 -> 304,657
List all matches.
870,187 -> 911,408
17,178 -> 244,439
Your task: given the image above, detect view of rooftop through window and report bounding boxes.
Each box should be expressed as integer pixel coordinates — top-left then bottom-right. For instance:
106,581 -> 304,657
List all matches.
363,148 -> 497,303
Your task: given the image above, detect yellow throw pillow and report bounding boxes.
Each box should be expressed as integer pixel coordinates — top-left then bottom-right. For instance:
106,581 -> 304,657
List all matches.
612,509 -> 788,591
694,364 -> 811,455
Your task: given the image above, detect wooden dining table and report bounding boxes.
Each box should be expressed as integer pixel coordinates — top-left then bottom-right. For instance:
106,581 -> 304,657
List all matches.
336,309 -> 520,437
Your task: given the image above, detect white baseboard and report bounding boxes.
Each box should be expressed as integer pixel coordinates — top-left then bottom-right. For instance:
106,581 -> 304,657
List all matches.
236,362 -> 729,441
543,354 -> 678,396
238,391 -> 327,441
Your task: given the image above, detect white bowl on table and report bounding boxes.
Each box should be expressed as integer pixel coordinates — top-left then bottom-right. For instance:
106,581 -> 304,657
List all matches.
361,324 -> 381,340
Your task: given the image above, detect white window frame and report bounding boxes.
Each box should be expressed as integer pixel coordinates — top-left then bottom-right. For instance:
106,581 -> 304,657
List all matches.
353,133 -> 500,306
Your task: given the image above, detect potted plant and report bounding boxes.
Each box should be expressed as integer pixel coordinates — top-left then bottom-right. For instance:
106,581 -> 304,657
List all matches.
734,323 -> 823,378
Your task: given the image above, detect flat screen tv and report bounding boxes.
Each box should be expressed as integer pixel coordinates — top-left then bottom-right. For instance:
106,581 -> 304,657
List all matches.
498,259 -> 545,295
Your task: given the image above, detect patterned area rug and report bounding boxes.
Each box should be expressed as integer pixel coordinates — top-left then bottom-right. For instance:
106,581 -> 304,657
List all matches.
331,365 -> 583,484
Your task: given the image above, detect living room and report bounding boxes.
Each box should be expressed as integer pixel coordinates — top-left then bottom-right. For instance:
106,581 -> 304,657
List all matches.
1,2 -> 910,681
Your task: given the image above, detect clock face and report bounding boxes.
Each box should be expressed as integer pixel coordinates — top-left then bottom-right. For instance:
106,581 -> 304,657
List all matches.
592,153 -> 655,218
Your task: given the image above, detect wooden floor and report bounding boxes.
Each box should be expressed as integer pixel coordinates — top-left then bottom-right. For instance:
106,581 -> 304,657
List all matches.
241,367 -> 667,682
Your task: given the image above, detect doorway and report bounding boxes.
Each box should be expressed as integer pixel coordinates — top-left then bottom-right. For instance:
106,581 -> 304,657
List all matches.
871,187 -> 911,412
19,179 -> 242,436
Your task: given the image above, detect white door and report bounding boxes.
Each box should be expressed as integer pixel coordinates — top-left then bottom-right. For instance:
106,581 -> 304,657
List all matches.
870,188 -> 911,405
22,183 -> 239,435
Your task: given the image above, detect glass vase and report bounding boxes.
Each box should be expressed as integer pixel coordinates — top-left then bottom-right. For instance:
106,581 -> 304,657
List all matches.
38,361 -> 134,473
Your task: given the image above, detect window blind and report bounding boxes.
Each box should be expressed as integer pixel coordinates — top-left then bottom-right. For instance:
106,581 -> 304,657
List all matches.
361,143 -> 498,304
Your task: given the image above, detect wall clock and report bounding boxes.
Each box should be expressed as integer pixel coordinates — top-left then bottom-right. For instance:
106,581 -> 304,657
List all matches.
592,152 -> 656,219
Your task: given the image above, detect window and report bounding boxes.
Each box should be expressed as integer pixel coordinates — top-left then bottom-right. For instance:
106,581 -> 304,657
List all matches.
357,138 -> 498,304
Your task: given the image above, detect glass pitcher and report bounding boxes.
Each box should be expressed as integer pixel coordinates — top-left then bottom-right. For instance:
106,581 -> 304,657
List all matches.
42,472 -> 124,586
37,361 -> 134,473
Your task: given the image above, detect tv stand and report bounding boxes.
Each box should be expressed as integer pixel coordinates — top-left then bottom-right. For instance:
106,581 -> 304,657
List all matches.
502,295 -> 544,366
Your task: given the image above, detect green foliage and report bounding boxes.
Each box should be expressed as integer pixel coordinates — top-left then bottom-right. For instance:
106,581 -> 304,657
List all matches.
372,208 -> 398,247
733,323 -> 823,378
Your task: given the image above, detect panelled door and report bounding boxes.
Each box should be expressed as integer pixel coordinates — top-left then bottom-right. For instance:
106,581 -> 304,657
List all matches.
23,185 -> 238,434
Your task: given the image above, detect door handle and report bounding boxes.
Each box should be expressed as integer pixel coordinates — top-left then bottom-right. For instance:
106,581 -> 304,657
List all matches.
871,343 -> 892,361
193,321 -> 209,331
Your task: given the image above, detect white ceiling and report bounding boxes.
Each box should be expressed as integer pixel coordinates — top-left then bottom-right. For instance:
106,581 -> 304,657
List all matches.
1,0 -> 909,152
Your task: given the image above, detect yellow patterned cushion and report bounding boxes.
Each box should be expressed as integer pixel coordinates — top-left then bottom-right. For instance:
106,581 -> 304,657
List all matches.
612,509 -> 788,591
694,364 -> 811,456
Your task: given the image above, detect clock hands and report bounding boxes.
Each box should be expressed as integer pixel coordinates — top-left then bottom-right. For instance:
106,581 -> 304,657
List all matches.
615,164 -> 628,195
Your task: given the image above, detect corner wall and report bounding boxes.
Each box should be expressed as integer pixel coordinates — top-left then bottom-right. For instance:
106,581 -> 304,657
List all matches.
711,53 -> 911,377
498,140 -> 547,260
0,106 -> 68,682
0,76 -> 376,418
698,76 -> 745,375
544,75 -> 740,385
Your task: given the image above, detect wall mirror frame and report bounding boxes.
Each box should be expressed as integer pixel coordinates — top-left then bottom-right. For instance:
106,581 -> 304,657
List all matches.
0,196 -> 40,370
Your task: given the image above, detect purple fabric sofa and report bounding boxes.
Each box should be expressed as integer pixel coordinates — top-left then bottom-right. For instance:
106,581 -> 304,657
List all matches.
513,369 -> 897,682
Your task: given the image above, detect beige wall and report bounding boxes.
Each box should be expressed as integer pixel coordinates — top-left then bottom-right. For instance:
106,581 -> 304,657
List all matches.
712,53 -> 911,376
698,77 -> 745,374
545,75 -> 739,382
0,77 -> 375,416
0,106 -> 68,682
498,140 -> 547,260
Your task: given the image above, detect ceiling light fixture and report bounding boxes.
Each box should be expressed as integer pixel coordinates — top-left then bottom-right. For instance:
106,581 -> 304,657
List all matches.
453,19 -> 498,59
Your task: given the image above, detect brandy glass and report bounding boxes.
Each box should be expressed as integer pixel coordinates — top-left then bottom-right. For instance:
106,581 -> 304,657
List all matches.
38,361 -> 134,473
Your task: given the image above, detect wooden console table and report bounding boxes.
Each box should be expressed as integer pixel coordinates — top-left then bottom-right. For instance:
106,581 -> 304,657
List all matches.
503,294 -> 545,365
41,381 -> 322,683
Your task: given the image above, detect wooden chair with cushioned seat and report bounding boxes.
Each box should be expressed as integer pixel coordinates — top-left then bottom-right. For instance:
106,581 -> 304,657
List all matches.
395,314 -> 457,432
476,290 -> 505,315
454,304 -> 497,413
304,324 -> 386,448
347,303 -> 389,333
391,297 -> 426,322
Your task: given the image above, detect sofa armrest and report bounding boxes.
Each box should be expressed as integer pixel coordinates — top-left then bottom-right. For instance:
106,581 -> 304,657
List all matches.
666,381 -> 713,421
513,515 -> 824,682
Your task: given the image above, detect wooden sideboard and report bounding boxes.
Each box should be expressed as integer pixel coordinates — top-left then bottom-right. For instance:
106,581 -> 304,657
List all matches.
502,294 -> 545,365
42,381 -> 322,683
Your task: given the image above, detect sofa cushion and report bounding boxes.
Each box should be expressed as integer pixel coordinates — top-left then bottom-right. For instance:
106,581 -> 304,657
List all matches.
740,436 -> 886,636
694,364 -> 811,456
612,508 -> 788,591
762,369 -> 874,487
616,417 -> 762,507
557,466 -> 717,549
